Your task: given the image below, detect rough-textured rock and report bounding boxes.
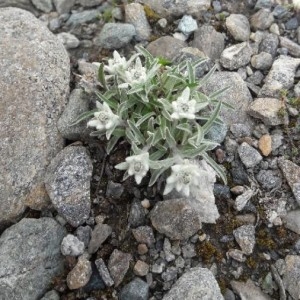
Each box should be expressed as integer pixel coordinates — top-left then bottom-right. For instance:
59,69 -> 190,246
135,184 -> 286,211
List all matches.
0,0 -> 38,14
125,3 -> 151,41
202,72 -> 253,126
146,36 -> 187,61
226,14 -> 250,41
45,146 -> 93,227
61,234 -> 85,256
250,8 -> 274,31
238,142 -> 263,168
0,8 -> 69,227
258,55 -> 300,98
231,279 -> 272,300
95,258 -> 114,287
279,36 -> 300,57
134,260 -> 150,276
220,42 -> 252,70
78,0 -> 104,7
251,52 -> 273,70
88,223 -> 112,254
40,290 -> 60,300
132,226 -> 155,247
259,33 -> 278,57
258,134 -> 272,156
108,249 -> 132,287
150,199 -> 201,240
282,255 -> 300,300
248,98 -> 289,126
67,256 -> 92,290
284,210 -> 300,234
233,225 -> 256,254
0,218 -> 66,299
94,23 -> 136,49
119,278 -> 149,300
53,0 -> 76,14
178,15 -> 198,36
31,0 -> 53,12
278,158 -> 300,205
192,25 -> 225,60
256,170 -> 282,190
57,32 -> 80,49
75,225 -> 92,248
163,267 -> 224,300
66,9 -> 100,27
135,0 -> 211,18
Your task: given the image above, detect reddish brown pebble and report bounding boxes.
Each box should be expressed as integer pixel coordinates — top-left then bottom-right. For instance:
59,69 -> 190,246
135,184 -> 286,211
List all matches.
258,134 -> 272,156
215,148 -> 225,163
137,243 -> 148,255
133,260 -> 149,276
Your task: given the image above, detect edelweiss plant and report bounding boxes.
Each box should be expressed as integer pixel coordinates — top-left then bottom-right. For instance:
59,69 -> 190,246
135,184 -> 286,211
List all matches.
74,46 -> 230,197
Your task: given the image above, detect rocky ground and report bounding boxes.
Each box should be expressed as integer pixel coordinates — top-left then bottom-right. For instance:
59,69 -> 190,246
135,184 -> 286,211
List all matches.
0,0 -> 300,299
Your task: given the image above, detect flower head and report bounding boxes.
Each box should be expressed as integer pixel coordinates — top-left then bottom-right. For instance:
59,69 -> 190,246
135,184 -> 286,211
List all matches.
171,87 -> 196,119
104,50 -> 128,75
163,159 -> 202,197
87,102 -> 120,131
115,152 -> 150,184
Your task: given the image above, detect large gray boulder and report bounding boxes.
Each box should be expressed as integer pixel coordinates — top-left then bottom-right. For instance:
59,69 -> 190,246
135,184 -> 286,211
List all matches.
0,0 -> 38,14
0,8 -> 70,227
0,218 -> 66,300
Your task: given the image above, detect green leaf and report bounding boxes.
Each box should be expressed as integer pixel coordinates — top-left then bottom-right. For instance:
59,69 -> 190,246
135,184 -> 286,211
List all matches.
165,128 -> 177,149
197,64 -> 217,88
149,167 -> 168,186
176,123 -> 192,134
151,129 -> 163,147
136,112 -> 156,127
95,91 -> 118,110
135,45 -> 154,61
106,136 -> 119,154
125,127 -> 139,144
112,127 -> 125,137
181,144 -> 209,158
149,149 -> 166,161
187,60 -> 195,84
128,120 -> 145,144
161,109 -> 173,121
115,161 -> 128,170
70,109 -> 98,126
97,63 -> 107,90
209,86 -> 230,99
158,57 -> 172,66
202,101 -> 222,134
131,142 -> 142,155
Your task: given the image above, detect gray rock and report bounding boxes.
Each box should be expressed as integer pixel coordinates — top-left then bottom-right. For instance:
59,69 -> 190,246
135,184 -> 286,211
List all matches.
0,8 -> 69,226
279,36 -> 300,58
192,25 -> 225,60
282,255 -> 300,300
162,266 -> 178,282
231,279 -> 272,300
49,18 -> 62,31
57,32 -> 80,49
259,33 -> 278,57
31,0 -> 53,12
125,3 -> 151,41
273,5 -> 288,18
78,0 -> 104,7
250,8 -> 274,31
94,22 -> 136,49
248,98 -> 288,126
284,210 -> 300,234
230,123 -> 252,138
226,14 -> 250,41
147,36 -> 187,61
150,199 -> 201,240
88,223 -> 112,254
57,89 -> 92,141
95,258 -> 114,287
106,181 -> 124,199
132,226 -> 155,247
128,200 -> 146,228
134,0 -> 211,18
255,0 -> 273,10
206,122 -> 228,144
0,0 -> 38,14
202,72 -> 253,126
163,238 -> 176,262
45,146 -> 93,227
120,278 -> 149,300
295,81 -> 300,97
182,244 -> 196,258
178,15 -> 198,36
61,234 -> 85,256
233,225 -> 256,254
238,142 -> 263,168
227,249 -> 246,262
40,290 -> 60,300
67,255 -> 92,290
66,9 -> 100,26
163,267 -> 224,300
256,170 -> 282,190
247,70 -> 264,85
108,249 -> 132,287
258,55 -> 300,98
53,0 -> 76,14
75,225 -> 92,248
251,52 -> 273,70
220,42 -> 252,70
278,158 -> 300,205
0,218 -> 66,299
285,17 -> 298,30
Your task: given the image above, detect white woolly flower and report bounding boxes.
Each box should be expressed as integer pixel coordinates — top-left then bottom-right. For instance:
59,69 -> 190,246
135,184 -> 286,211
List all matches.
293,0 -> 300,10
87,101 -> 120,131
163,160 -> 202,197
171,87 -> 196,119
103,50 -> 128,75
115,152 -> 150,184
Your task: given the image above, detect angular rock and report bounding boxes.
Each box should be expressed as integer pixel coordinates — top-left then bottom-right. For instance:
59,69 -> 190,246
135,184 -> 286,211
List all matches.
146,36 -> 187,62
178,15 -> 198,36
150,199 -> 201,240
0,218 -> 66,299
45,146 -> 93,227
284,210 -> 300,234
0,8 -> 69,226
202,72 -> 253,126
256,170 -> 282,190
135,0 -> 211,18
279,36 -> 300,57
250,8 -> 274,31
192,25 -> 225,60
75,225 -> 92,248
132,226 -> 155,247
88,223 -> 112,254
57,32 -> 80,49
106,181 -> 124,199
108,249 -> 132,287
95,258 -> 114,287
66,9 -> 100,27
231,279 -> 272,300
282,255 -> 300,300
238,142 -> 262,168
53,0 -> 76,14
220,42 -> 252,70
251,52 -> 273,70
258,55 -> 300,98
31,0 -> 53,12
278,158 -> 300,205
134,260 -> 149,276
163,267 -> 223,300
61,234 -> 85,256
233,225 -> 256,254
67,256 -> 92,290
128,200 -> 146,228
94,23 -> 136,49
40,290 -> 60,300
248,98 -> 288,126
78,0 -> 104,7
119,278 -> 149,300
125,3 -> 151,41
0,0 -> 38,14
226,14 -> 250,41
259,33 -> 278,57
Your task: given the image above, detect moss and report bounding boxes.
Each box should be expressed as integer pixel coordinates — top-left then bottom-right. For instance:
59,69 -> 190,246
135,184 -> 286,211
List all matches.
277,106 -> 286,119
256,228 -> 276,250
196,240 -> 223,263
289,97 -> 300,108
217,277 -> 228,294
246,256 -> 257,269
144,5 -> 161,22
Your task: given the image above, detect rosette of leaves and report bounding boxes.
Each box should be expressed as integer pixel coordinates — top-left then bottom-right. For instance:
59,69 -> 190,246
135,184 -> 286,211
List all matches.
73,46 -> 231,188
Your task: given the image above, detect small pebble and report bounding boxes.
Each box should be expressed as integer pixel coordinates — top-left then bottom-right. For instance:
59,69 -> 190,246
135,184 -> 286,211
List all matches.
258,134 -> 272,156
